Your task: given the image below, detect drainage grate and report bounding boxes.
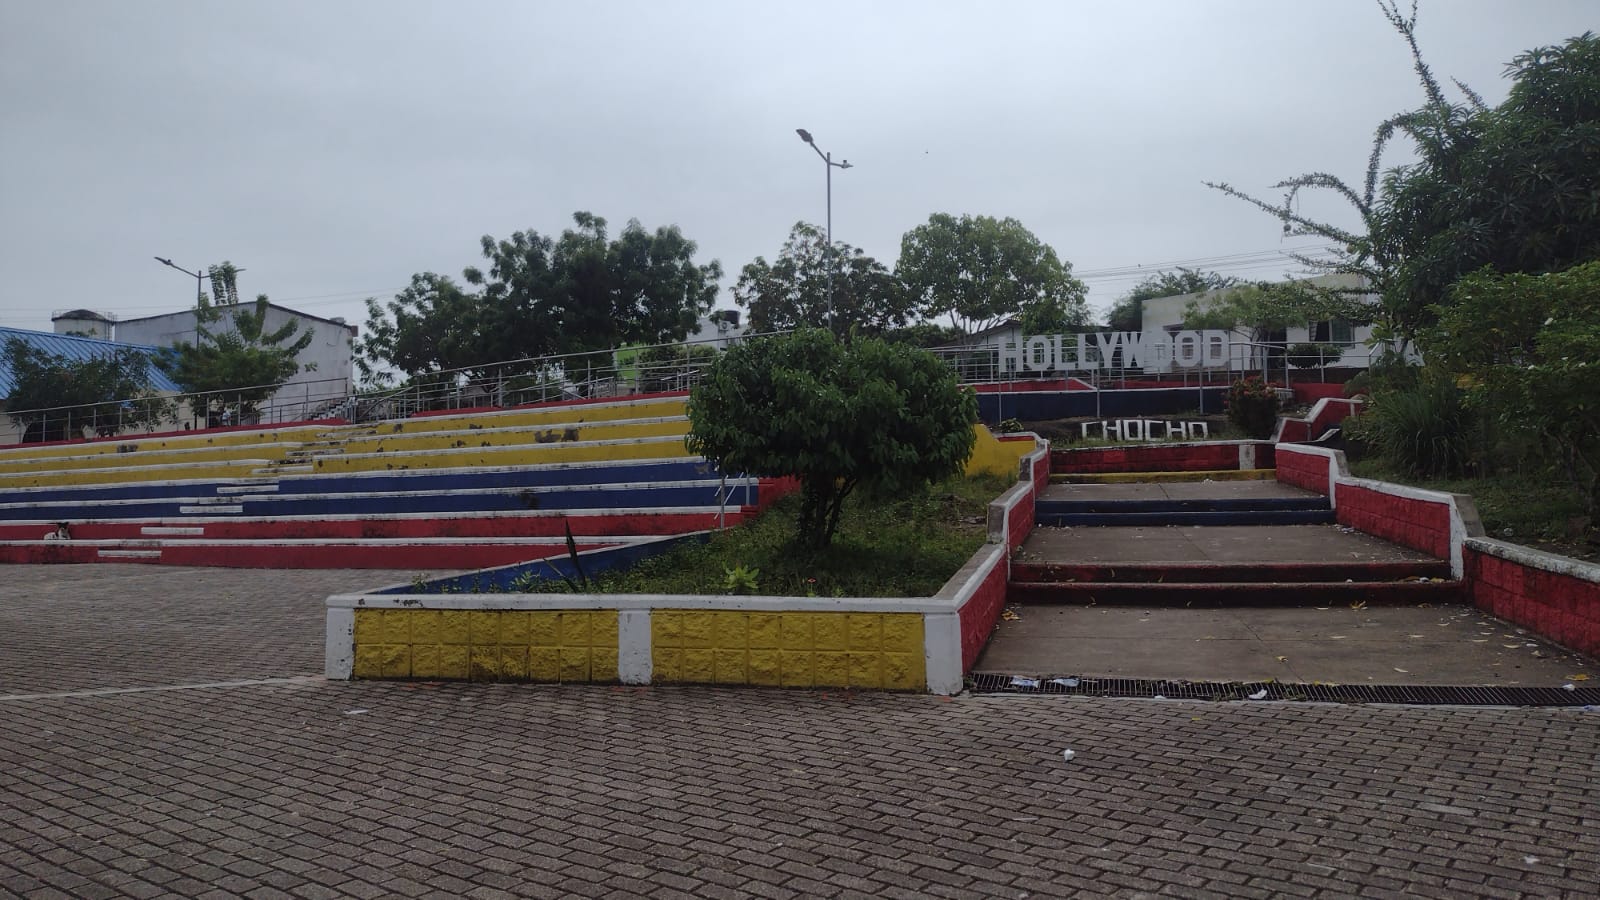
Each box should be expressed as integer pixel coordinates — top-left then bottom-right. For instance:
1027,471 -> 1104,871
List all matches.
969,672 -> 1600,707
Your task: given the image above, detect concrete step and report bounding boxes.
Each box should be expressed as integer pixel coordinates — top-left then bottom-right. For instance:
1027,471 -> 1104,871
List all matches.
140,526 -> 205,536
1011,560 -> 1454,584
216,484 -> 281,495
254,465 -> 314,475
179,504 -> 243,514
1051,469 -> 1276,484
1007,580 -> 1463,606
284,448 -> 345,458
97,549 -> 162,560
1036,497 -> 1330,514
1036,509 -> 1337,527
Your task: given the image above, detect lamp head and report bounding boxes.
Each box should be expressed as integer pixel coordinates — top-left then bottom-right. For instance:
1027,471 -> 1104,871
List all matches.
840,160 -> 853,169
796,128 -> 814,144
154,256 -> 174,266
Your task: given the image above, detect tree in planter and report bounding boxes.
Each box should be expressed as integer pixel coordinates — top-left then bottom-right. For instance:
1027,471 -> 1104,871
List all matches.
158,295 -> 314,424
686,330 -> 978,548
1225,376 -> 1280,439
2,338 -> 172,442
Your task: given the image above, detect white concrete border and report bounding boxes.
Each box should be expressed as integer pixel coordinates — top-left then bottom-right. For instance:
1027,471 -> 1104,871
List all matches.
1464,536 -> 1600,585
325,608 -> 354,679
617,609 -> 652,685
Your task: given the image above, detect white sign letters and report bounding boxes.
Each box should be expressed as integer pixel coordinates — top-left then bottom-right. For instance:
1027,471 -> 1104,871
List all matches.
996,330 -> 1230,372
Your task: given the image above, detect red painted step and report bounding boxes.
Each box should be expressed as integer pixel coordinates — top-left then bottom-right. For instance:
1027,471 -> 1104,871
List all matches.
1011,560 -> 1453,584
1007,580 -> 1462,606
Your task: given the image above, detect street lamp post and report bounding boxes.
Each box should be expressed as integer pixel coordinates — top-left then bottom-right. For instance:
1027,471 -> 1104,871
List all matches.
795,129 -> 852,331
153,256 -> 209,304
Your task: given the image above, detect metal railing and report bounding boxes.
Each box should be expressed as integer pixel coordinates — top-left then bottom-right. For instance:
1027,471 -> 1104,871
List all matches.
2,330 -> 1403,445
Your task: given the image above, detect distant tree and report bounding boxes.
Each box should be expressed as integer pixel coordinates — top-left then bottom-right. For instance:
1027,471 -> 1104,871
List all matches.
2,338 -> 171,442
687,330 -> 977,548
733,222 -> 911,337
1106,268 -> 1239,333
359,212 -> 721,384
882,322 -> 967,349
158,295 -> 314,423
897,213 -> 1088,336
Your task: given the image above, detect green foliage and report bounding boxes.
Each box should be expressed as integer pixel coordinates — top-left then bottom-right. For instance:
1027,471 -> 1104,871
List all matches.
359,212 -> 721,383
721,564 -> 760,595
881,322 -> 966,349
551,473 -> 1009,597
1225,376 -> 1279,439
1285,342 -> 1342,369
1107,268 -> 1239,332
158,295 -> 313,422
686,330 -> 978,548
632,343 -> 718,393
1183,280 -> 1374,343
897,213 -> 1088,335
1382,32 -> 1600,345
1427,262 -> 1600,509
2,338 -> 172,442
733,222 -> 910,337
1363,375 -> 1479,479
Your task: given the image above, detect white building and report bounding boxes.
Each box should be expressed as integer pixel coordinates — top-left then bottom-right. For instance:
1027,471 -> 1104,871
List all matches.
54,302 -> 358,423
1138,272 -> 1381,374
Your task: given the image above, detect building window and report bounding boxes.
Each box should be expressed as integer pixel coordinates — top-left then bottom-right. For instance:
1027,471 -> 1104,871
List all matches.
1310,319 -> 1354,344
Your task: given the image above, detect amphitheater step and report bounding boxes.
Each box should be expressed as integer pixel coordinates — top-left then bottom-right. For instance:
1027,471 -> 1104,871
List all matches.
1007,579 -> 1462,606
1051,469 -> 1277,484
1036,497 -> 1330,515
255,465 -> 314,474
96,549 -> 162,560
179,504 -> 243,514
1011,560 -> 1454,584
1037,509 -> 1336,527
141,526 -> 206,536
216,484 -> 281,495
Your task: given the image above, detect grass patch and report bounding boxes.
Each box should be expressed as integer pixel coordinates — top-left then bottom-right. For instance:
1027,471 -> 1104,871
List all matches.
1350,458 -> 1596,562
552,473 -> 1013,597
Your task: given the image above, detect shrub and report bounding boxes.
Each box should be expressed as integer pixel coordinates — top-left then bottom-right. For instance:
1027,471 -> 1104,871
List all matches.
1225,376 -> 1279,439
686,329 -> 978,548
1364,376 -> 1478,479
1286,342 -> 1342,369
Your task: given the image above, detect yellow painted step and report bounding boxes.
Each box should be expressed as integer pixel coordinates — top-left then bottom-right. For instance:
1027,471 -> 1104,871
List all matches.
1051,468 -> 1278,484
0,458 -> 274,489
0,442 -> 306,475
336,417 -> 687,454
374,397 -> 687,436
310,435 -> 693,473
0,425 -> 338,464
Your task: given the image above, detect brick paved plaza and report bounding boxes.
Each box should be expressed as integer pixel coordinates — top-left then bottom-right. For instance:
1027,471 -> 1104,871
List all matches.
2,566 -> 1597,898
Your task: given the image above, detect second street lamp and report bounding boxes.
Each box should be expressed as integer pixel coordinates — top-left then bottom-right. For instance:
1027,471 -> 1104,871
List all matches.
795,128 -> 852,332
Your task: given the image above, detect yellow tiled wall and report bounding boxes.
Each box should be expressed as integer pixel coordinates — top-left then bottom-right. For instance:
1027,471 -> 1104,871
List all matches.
650,610 -> 925,690
352,609 -> 619,682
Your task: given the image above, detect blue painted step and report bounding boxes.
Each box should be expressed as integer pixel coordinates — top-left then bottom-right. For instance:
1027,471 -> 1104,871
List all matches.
228,482 -> 754,517
1037,509 -> 1337,527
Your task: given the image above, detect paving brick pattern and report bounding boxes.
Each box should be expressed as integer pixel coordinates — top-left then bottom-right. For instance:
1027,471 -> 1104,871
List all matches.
3,566 -> 1599,898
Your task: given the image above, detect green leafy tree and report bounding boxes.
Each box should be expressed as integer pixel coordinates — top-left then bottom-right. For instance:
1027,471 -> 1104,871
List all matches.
1106,268 -> 1239,333
159,295 -> 314,423
1206,1 -> 1477,350
686,330 -> 978,548
1381,31 -> 1600,349
359,213 -> 721,385
1182,279 -> 1373,344
897,213 -> 1088,336
2,338 -> 171,442
733,222 -> 910,337
1428,262 -> 1600,512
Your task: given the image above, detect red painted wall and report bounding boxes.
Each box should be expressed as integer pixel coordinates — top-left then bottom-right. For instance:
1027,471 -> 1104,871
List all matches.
1335,484 -> 1452,559
958,555 -> 1009,671
1052,442 -> 1271,474
1291,383 -> 1347,404
1466,549 -> 1600,657
1275,446 -> 1331,495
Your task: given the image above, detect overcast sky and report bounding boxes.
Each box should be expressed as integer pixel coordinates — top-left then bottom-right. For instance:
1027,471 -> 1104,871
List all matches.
1,0 -> 1594,334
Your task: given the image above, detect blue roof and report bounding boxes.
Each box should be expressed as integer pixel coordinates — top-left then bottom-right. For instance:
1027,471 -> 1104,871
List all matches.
0,327 -> 182,398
